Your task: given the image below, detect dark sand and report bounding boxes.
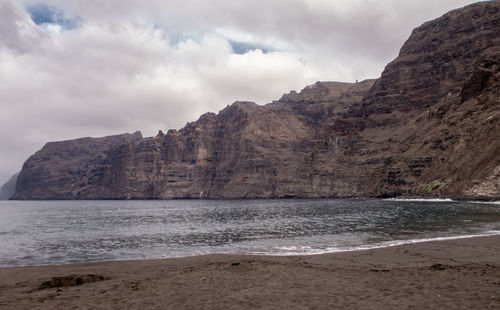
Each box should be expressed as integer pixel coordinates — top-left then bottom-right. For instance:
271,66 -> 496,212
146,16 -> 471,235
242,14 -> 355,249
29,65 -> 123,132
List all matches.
1,236 -> 500,309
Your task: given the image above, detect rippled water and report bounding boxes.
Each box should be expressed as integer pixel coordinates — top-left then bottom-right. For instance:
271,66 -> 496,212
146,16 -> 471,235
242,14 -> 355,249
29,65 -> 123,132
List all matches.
0,199 -> 499,266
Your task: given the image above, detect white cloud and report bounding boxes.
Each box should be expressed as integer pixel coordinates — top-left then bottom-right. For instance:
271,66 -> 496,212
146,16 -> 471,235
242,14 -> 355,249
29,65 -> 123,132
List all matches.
0,1 -> 45,52
0,0 -> 481,185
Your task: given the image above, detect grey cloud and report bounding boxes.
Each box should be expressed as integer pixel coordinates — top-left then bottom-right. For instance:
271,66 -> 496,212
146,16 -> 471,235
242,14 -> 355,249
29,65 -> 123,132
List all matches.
0,1 -> 46,53
0,0 -> 481,185
39,0 -> 480,71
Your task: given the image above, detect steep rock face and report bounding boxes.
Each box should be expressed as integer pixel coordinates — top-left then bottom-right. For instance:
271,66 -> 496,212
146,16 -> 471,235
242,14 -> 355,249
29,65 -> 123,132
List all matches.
358,44 -> 500,199
427,46 -> 500,198
94,102 -> 318,199
363,1 -> 500,114
12,132 -> 143,199
12,1 -> 500,200
0,172 -> 18,200
91,80 -> 385,199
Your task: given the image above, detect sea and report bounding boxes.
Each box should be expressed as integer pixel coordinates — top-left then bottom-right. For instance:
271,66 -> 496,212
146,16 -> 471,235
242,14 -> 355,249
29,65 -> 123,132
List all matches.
0,198 -> 499,267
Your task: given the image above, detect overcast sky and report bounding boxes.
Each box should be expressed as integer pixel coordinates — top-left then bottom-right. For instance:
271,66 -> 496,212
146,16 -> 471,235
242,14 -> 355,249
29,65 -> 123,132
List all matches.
0,0 -> 481,185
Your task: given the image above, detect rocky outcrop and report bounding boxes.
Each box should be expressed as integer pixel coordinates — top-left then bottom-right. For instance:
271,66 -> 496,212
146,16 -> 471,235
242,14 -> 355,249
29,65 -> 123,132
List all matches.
427,46 -> 500,198
12,132 -> 143,199
362,1 -> 500,114
0,172 -> 18,200
12,1 -> 500,200
93,102 -> 317,199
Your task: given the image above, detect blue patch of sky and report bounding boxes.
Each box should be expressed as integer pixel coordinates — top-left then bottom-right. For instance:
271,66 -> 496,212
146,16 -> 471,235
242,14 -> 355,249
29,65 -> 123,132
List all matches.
26,4 -> 79,29
170,31 -> 206,45
154,26 -> 275,54
229,41 -> 272,54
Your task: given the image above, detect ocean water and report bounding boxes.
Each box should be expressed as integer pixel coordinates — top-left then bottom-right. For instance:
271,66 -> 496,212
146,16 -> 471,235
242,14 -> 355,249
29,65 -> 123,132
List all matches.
0,199 -> 499,267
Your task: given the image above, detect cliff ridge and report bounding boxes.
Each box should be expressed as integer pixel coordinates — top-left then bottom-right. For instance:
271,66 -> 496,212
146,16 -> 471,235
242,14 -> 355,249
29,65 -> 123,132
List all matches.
12,1 -> 500,200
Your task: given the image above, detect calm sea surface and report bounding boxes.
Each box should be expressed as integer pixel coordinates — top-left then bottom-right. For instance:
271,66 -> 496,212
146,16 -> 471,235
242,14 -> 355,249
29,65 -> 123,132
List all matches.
0,199 -> 499,267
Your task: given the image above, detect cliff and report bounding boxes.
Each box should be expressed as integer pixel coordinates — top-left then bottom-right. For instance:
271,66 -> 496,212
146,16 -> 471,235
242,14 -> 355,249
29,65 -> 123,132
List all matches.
0,172 -> 18,200
12,132 -> 143,199
12,1 -> 500,200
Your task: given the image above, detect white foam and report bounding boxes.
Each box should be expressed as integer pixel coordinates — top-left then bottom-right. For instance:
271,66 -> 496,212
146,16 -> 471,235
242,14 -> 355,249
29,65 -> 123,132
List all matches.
384,198 -> 454,202
469,201 -> 500,205
262,231 -> 500,256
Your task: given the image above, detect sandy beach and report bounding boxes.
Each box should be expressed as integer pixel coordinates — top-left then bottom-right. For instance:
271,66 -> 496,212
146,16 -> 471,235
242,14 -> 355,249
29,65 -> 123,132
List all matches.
1,235 -> 499,309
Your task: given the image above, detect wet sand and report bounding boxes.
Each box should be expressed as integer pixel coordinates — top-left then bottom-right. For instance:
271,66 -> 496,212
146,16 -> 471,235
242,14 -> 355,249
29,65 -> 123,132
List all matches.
1,235 -> 499,309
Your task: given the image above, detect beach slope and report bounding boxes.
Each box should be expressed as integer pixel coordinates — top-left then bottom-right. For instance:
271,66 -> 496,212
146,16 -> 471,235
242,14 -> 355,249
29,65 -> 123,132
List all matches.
1,235 -> 499,309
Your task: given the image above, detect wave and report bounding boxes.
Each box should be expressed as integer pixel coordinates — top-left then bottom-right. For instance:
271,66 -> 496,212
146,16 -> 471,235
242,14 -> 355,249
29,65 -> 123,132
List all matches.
266,231 -> 500,256
384,198 -> 454,202
384,198 -> 500,205
469,201 -> 500,205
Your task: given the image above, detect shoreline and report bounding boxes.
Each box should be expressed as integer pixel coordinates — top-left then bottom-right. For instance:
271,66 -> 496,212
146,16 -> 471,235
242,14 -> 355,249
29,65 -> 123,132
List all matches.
5,196 -> 500,202
1,235 -> 499,309
2,230 -> 500,269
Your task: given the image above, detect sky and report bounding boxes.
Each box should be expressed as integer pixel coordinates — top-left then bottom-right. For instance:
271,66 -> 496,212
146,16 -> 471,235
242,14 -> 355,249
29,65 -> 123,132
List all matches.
0,0 -> 481,185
